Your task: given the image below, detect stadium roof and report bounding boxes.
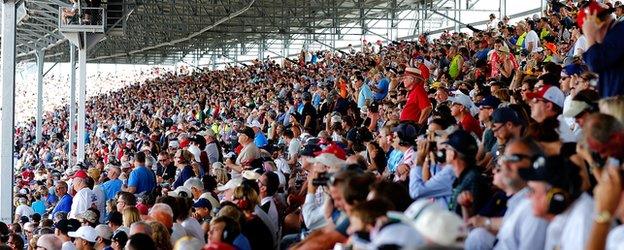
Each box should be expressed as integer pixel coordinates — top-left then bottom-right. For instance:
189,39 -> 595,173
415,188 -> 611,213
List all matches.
3,0 -> 535,65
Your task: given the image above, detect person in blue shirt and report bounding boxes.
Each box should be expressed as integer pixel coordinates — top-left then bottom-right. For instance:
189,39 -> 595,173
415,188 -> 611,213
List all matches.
100,166 -> 123,202
31,193 -> 46,215
51,181 -> 72,218
249,121 -> 268,149
581,5 -> 624,98
355,75 -> 373,108
173,149 -> 196,188
124,152 -> 156,195
371,73 -> 390,102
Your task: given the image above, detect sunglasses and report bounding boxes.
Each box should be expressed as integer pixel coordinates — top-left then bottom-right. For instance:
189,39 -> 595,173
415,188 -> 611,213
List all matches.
499,153 -> 531,163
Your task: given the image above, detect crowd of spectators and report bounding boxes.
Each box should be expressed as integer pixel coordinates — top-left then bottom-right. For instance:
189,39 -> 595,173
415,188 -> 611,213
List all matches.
4,0 -> 624,249
6,67 -> 157,123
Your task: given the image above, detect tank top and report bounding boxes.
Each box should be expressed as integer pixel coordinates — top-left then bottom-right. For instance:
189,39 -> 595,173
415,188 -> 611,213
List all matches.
449,55 -> 462,79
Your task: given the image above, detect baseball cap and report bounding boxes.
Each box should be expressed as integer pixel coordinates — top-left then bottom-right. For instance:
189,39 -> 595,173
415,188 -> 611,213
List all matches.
68,226 -> 98,243
562,63 -> 585,77
77,210 -> 98,224
577,1 -> 614,28
300,143 -> 322,157
94,225 -> 113,241
248,120 -> 262,128
216,178 -> 243,192
55,219 -> 81,234
111,231 -> 128,246
184,177 -> 204,191
526,85 -> 565,108
200,193 -> 221,211
168,186 -> 192,198
193,198 -> 213,209
106,211 -> 123,225
314,143 -> 347,160
72,170 -> 88,179
492,107 -> 522,125
413,206 -> 464,246
563,100 -> 591,118
242,169 -> 263,180
449,91 -> 475,108
392,123 -> 417,144
136,203 -> 149,215
389,199 -> 463,247
443,130 -> 478,157
544,42 -> 557,54
307,153 -> 347,169
563,89 -> 599,118
518,155 -> 582,191
476,95 -> 501,108
168,140 -> 180,149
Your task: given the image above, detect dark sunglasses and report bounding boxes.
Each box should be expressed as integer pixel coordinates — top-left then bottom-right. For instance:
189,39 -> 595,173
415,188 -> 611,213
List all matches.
499,153 -> 531,163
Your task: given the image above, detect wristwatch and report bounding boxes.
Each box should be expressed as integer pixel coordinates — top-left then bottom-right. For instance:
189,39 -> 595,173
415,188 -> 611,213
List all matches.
594,211 -> 612,224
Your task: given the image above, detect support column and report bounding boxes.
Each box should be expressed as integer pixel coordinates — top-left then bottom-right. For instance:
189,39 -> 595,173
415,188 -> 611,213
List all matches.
68,45 -> 77,166
0,0 -> 16,224
35,49 -> 44,144
501,0 -> 507,18
454,0 -> 461,32
77,45 -> 87,163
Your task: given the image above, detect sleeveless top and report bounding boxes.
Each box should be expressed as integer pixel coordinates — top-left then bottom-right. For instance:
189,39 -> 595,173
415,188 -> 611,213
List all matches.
449,55 -> 462,79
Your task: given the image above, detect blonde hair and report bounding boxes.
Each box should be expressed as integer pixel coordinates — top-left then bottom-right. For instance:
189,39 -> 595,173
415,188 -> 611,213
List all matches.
150,221 -> 173,250
232,185 -> 260,212
211,163 -> 229,185
599,96 -> 624,125
122,207 -> 141,227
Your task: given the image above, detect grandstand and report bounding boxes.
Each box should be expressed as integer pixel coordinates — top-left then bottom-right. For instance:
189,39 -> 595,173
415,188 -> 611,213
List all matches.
2,0 -> 543,227
7,0 -> 624,247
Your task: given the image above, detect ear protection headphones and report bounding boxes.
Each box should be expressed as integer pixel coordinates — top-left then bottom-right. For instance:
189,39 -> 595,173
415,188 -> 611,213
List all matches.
222,228 -> 229,241
235,197 -> 250,210
546,187 -> 571,215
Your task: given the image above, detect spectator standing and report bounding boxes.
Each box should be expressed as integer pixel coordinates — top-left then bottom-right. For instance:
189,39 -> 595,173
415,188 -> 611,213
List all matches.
124,152 -> 156,195
69,170 -> 97,219
581,1 -> 624,97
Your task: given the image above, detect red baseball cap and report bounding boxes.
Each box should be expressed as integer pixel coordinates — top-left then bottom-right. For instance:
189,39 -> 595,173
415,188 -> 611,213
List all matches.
526,85 -> 565,108
315,143 -> 347,160
577,1 -> 613,28
72,170 -> 88,179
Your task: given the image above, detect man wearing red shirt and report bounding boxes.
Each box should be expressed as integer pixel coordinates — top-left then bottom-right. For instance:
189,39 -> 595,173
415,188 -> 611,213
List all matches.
399,67 -> 432,126
449,92 -> 483,138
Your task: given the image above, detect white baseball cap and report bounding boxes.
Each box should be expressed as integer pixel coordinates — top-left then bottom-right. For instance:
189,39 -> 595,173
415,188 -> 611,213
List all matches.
391,199 -> 464,247
307,153 -> 347,169
68,226 -> 98,243
167,186 -> 192,198
248,120 -> 262,128
216,178 -> 243,192
563,100 -> 591,118
527,85 -> 565,108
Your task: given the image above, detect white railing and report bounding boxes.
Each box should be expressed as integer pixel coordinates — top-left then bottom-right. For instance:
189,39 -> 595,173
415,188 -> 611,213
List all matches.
58,7 -> 106,33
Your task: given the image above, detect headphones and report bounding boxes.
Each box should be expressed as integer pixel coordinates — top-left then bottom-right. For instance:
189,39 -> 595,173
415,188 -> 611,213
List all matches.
222,228 -> 229,241
235,197 -> 250,210
546,187 -> 571,215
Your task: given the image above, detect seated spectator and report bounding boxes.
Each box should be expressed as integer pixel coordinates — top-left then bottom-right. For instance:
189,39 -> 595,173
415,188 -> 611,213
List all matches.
519,155 -> 592,250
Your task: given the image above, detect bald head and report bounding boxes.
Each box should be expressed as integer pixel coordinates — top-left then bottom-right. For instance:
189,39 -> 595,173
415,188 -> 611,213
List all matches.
37,234 -> 62,250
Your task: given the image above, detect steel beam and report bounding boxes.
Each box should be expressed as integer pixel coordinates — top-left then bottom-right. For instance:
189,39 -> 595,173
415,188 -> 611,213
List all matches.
35,49 -> 44,144
68,44 -> 76,166
0,0 -> 16,224
77,43 -> 87,163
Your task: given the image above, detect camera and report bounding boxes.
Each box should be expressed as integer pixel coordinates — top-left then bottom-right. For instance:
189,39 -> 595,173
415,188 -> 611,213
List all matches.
312,172 -> 332,186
